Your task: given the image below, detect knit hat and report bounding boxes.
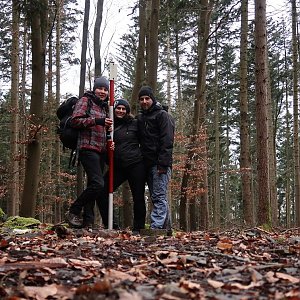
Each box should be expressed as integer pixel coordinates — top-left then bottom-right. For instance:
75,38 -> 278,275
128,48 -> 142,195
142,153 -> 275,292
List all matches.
138,86 -> 156,103
114,99 -> 130,114
93,76 -> 109,91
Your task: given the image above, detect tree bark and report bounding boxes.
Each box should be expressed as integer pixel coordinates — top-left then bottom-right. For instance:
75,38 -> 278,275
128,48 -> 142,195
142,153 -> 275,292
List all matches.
20,0 -> 48,217
239,0 -> 253,226
254,0 -> 270,226
147,0 -> 160,91
131,0 -> 146,114
94,0 -> 104,77
291,0 -> 300,226
9,0 -> 20,216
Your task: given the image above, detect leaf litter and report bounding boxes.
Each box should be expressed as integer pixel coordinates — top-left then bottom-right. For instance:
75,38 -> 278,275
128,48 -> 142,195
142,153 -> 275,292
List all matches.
0,226 -> 299,299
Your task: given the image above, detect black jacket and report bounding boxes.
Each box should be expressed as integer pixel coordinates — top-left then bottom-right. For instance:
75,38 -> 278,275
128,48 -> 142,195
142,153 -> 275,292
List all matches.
137,103 -> 175,169
114,116 -> 143,168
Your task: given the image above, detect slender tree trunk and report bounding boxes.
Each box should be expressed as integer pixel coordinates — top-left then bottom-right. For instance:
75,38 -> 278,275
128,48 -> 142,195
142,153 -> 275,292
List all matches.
77,0 -> 91,197
131,0 -> 146,114
19,24 -> 28,203
94,0 -> 104,77
291,0 -> 300,226
266,63 -> 277,226
254,0 -> 270,226
240,0 -> 253,226
180,0 -> 212,231
147,0 -> 160,90
54,0 -> 63,223
20,1 -> 48,217
9,0 -> 20,216
213,33 -> 220,229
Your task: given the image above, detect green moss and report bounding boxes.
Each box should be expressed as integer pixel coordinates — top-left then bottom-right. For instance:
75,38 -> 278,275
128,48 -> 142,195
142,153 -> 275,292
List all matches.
2,216 -> 41,229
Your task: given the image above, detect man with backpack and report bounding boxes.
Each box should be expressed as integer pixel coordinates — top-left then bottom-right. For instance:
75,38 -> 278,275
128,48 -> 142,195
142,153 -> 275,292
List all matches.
136,86 -> 175,234
65,76 -> 113,229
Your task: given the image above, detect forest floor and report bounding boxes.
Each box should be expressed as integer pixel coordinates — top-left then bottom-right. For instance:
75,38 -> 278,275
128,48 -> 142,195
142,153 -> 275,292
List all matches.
0,224 -> 299,300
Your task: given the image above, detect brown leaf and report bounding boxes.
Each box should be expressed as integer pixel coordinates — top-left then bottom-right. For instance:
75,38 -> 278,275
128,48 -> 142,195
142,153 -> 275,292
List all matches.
216,241 -> 233,251
207,279 -> 224,288
106,269 -> 137,282
276,272 -> 300,283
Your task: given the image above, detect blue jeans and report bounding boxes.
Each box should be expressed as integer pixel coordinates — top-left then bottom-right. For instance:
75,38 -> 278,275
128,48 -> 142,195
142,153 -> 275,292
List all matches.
147,166 -> 172,229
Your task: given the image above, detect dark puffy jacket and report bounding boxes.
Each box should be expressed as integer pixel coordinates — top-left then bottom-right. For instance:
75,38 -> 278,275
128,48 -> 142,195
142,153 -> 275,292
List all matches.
114,116 -> 143,168
70,91 -> 108,153
137,103 -> 175,169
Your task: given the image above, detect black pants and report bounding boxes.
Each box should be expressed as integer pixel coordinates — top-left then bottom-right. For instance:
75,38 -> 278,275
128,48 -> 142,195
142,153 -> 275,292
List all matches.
97,161 -> 146,230
69,150 -> 105,225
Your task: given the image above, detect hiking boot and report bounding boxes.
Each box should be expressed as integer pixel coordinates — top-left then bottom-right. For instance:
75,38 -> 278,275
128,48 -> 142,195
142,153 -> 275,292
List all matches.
65,212 -> 82,228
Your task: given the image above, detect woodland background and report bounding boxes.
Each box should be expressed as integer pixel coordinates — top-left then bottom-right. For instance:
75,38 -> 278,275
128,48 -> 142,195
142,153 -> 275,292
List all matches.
0,0 -> 299,232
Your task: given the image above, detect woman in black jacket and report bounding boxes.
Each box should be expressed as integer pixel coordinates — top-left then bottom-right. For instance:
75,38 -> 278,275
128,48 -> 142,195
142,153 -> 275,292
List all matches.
97,99 -> 146,233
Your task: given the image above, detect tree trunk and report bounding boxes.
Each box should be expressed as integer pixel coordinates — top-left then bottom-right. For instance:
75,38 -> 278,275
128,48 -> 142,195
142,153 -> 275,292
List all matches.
213,28 -> 220,229
131,0 -> 146,114
240,0 -> 253,226
254,0 -> 270,226
180,0 -> 212,231
94,0 -> 104,77
291,0 -> 300,226
54,0 -> 63,223
266,63 -> 277,226
9,0 -> 20,216
20,1 -> 48,217
77,0 -> 91,196
147,0 -> 160,91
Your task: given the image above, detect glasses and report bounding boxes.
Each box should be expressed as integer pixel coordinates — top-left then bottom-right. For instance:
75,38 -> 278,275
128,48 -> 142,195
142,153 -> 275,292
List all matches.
139,96 -> 151,101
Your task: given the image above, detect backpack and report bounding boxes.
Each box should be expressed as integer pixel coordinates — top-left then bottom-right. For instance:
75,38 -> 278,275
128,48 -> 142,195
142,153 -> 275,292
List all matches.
56,96 -> 80,150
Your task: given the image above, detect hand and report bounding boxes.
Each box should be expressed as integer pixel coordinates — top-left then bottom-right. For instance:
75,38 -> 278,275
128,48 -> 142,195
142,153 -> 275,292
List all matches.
105,118 -> 113,127
157,165 -> 167,175
110,141 -> 115,150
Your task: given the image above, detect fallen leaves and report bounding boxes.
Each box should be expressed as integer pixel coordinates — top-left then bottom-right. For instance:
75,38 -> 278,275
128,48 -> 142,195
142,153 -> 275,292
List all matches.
0,227 -> 299,299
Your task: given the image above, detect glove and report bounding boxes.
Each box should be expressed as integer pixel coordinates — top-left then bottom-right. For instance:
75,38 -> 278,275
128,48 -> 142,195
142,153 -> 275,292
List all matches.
157,165 -> 167,175
95,118 -> 105,126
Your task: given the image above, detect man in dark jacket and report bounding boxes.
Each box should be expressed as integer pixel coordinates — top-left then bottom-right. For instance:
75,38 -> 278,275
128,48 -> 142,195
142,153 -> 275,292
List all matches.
65,76 -> 113,228
137,86 -> 175,231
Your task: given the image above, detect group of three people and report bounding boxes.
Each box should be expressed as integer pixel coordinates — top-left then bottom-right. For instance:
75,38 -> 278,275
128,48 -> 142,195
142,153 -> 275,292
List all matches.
65,76 -> 175,233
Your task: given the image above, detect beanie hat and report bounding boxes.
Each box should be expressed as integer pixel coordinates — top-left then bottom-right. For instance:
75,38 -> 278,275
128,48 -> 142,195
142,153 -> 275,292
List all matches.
93,76 -> 109,91
114,99 -> 130,114
138,86 -> 156,103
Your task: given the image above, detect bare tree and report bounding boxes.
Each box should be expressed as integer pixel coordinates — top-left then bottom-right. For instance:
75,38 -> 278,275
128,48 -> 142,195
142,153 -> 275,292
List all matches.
239,0 -> 253,226
291,0 -> 300,226
20,0 -> 48,217
180,0 -> 213,231
94,0 -> 104,77
8,0 -> 20,216
254,0 -> 270,225
147,0 -> 160,91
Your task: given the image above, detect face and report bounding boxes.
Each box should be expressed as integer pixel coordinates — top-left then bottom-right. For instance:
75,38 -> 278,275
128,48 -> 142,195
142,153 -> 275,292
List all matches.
94,87 -> 108,101
139,96 -> 153,110
114,105 -> 127,118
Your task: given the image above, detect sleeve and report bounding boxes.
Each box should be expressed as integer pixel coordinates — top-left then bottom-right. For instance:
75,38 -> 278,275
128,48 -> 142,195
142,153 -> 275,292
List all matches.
157,111 -> 175,168
70,97 -> 97,128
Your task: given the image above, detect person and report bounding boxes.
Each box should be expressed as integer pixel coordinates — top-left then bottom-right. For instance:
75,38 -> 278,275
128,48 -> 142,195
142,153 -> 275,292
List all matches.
97,99 -> 146,233
136,86 -> 175,232
65,76 -> 113,228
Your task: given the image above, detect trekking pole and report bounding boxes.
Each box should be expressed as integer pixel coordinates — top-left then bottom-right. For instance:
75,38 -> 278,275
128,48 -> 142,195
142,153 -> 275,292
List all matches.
108,61 -> 117,230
